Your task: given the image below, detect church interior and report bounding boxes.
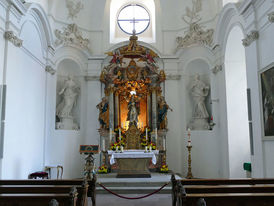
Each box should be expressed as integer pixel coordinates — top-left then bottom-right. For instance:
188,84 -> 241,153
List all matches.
0,0 -> 274,205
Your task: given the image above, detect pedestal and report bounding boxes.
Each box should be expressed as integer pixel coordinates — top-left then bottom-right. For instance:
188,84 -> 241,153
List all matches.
56,117 -> 79,130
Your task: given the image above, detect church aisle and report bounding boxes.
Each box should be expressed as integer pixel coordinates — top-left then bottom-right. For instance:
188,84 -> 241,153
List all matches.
94,194 -> 171,206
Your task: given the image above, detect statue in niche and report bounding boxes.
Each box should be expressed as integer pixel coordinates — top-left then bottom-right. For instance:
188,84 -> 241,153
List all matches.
127,95 -> 140,126
189,74 -> 210,130
157,96 -> 173,130
56,75 -> 80,130
96,97 -> 109,129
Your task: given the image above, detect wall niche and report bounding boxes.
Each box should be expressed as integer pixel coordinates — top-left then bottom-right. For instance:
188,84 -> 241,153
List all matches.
185,59 -> 212,130
55,59 -> 81,130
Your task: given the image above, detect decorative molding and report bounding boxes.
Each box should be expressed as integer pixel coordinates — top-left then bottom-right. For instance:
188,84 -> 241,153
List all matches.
212,65 -> 222,74
66,0 -> 83,19
4,31 -> 23,47
45,66 -> 56,75
176,0 -> 214,50
166,74 -> 181,80
242,30 -> 259,47
85,75 -> 100,81
55,24 -> 91,52
268,12 -> 274,23
176,24 -> 214,49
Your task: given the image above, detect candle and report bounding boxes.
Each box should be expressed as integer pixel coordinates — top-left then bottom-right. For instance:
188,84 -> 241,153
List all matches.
102,139 -> 105,151
116,146 -> 118,152
187,128 -> 191,146
121,146 -> 124,153
109,128 -> 112,143
155,128 -> 158,142
149,145 -> 152,152
145,146 -> 148,152
119,128 -> 121,141
163,137 -> 166,151
146,128 -> 148,141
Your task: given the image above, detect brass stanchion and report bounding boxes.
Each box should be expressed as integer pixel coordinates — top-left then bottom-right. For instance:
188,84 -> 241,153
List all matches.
186,145 -> 193,179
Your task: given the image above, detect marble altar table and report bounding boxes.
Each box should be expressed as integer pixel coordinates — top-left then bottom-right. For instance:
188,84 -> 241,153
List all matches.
108,150 -> 159,178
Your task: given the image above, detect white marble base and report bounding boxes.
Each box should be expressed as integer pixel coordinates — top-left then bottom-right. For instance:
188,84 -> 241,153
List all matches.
188,118 -> 209,130
56,117 -> 79,130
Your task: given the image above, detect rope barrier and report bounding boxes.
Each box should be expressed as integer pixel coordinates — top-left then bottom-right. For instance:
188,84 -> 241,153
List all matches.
98,182 -> 170,200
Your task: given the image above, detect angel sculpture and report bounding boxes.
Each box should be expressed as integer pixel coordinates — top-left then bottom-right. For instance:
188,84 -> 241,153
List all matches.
182,0 -> 202,25
66,0 -> 84,19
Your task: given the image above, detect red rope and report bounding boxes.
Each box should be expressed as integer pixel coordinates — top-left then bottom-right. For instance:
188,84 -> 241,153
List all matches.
98,182 -> 169,200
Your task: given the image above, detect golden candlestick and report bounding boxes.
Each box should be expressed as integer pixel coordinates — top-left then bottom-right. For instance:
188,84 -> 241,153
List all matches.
186,145 -> 193,179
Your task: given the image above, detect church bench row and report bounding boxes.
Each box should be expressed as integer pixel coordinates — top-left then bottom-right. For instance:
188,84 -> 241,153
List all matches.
0,178 -> 96,206
0,191 -> 77,206
171,175 -> 274,206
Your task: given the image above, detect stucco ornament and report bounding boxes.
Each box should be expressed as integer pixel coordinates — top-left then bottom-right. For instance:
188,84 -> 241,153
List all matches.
66,0 -> 83,19
4,31 -> 23,47
268,12 -> 274,23
242,31 -> 259,47
176,0 -> 214,50
55,24 -> 91,52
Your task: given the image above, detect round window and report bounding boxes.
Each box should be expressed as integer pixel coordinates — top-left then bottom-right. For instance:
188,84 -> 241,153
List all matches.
117,4 -> 150,35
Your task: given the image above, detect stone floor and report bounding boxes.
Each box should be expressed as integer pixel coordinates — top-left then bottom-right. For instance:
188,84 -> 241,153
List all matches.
91,194 -> 172,206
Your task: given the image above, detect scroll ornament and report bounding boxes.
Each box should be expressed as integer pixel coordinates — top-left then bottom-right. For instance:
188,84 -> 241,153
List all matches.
242,31 -> 259,47
55,23 -> 91,52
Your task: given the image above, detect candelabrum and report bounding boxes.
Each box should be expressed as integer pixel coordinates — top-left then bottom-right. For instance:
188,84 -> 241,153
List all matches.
186,145 -> 193,179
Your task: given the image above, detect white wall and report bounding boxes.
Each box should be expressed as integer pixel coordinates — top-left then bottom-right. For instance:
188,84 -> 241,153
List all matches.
1,18 -> 47,179
225,26 -> 250,178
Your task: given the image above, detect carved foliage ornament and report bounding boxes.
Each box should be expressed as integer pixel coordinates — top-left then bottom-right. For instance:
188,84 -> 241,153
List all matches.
242,31 -> 259,47
4,31 -> 23,47
268,12 -> 274,23
212,65 -> 222,74
45,66 -> 56,75
176,0 -> 214,49
55,24 -> 91,52
66,0 -> 84,19
176,24 -> 214,49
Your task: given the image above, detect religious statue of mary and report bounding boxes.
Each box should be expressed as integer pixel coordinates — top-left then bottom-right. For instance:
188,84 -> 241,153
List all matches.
127,95 -> 139,126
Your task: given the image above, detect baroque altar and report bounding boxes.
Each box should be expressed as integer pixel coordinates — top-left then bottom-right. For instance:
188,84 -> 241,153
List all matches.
97,34 -> 172,175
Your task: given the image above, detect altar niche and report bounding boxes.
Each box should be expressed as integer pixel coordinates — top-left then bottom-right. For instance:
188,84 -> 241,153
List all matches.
97,34 -> 171,174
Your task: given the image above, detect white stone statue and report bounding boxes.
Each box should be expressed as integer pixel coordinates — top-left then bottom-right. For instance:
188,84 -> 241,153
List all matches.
189,74 -> 210,130
56,76 -> 80,130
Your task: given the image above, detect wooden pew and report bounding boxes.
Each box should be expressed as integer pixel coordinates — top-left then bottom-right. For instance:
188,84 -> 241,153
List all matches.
171,174 -> 274,206
0,186 -> 77,206
0,179 -> 94,206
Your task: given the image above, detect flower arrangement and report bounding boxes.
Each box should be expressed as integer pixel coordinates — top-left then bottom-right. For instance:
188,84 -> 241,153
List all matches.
111,140 -> 126,151
140,136 -> 148,146
140,127 -> 151,146
148,142 -> 156,150
160,163 -> 169,173
98,165 -> 108,173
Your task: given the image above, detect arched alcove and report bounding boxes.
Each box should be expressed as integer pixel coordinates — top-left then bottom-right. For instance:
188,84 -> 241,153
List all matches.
225,25 -> 250,178
55,59 -> 81,130
184,59 -> 212,130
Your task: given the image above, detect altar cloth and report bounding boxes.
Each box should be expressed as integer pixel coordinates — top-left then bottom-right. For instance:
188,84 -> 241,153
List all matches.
108,150 -> 159,165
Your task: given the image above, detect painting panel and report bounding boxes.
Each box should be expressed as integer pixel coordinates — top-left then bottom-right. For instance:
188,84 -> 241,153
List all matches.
261,67 -> 274,136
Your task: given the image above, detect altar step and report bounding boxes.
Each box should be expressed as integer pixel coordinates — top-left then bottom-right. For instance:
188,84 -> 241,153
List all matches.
96,173 -> 182,194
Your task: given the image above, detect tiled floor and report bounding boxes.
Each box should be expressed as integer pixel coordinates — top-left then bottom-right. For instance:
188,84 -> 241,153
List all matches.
94,194 -> 172,206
